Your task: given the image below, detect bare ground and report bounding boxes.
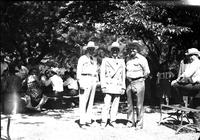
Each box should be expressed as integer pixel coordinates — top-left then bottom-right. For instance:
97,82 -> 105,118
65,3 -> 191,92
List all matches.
1,102 -> 200,140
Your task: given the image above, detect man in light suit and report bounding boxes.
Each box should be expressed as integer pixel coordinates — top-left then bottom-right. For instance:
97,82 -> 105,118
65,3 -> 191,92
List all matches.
76,41 -> 99,128
100,41 -> 126,127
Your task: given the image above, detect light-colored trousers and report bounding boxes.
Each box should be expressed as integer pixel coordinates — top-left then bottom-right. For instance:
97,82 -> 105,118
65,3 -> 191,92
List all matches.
101,93 -> 120,123
79,76 -> 97,124
126,80 -> 145,127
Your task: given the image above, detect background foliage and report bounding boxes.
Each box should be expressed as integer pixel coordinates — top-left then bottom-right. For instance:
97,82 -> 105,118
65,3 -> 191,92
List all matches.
1,1 -> 200,72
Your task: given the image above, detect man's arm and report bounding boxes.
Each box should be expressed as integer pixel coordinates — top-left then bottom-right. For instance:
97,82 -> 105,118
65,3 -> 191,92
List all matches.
42,78 -> 51,86
76,57 -> 83,81
100,59 -> 106,89
142,57 -> 150,78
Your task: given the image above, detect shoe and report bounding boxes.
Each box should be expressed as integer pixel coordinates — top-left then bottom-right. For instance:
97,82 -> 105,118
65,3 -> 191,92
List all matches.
26,103 -> 33,109
90,121 -> 99,127
126,122 -> 134,128
100,122 -> 107,128
43,96 -> 49,104
79,124 -> 90,129
110,121 -> 117,127
135,125 -> 143,130
34,106 -> 42,111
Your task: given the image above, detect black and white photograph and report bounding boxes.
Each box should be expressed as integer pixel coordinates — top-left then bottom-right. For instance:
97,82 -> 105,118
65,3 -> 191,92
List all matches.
1,0 -> 200,140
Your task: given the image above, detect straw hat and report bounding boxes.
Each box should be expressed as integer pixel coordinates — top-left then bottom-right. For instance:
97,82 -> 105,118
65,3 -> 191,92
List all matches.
83,41 -> 99,50
126,40 -> 142,51
185,48 -> 200,57
108,41 -> 124,52
50,67 -> 59,74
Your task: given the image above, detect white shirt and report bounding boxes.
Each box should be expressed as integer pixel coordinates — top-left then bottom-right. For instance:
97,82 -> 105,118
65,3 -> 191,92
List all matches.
178,59 -> 190,77
76,55 -> 98,80
180,58 -> 200,83
50,75 -> 64,92
63,77 -> 78,90
126,53 -> 150,79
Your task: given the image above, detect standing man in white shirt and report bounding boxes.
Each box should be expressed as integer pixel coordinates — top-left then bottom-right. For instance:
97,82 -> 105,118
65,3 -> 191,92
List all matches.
76,41 -> 99,128
100,41 -> 126,127
125,41 -> 150,130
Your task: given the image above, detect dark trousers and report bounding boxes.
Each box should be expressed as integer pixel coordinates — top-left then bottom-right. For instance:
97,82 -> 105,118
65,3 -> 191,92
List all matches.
172,82 -> 200,127
126,80 -> 145,127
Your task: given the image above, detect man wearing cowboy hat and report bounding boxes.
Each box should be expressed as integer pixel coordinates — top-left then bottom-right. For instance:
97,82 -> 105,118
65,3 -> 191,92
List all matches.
100,41 -> 126,127
125,41 -> 150,130
76,41 -> 99,128
171,48 -> 200,86
171,47 -> 200,129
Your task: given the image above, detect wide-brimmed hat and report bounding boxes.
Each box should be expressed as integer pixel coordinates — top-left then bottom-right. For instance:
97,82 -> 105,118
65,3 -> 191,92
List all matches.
108,41 -> 124,52
126,40 -> 142,51
50,67 -> 59,74
83,41 -> 99,50
185,48 -> 200,57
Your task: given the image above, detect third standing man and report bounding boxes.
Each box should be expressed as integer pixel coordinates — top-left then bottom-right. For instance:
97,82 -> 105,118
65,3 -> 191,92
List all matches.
125,41 -> 150,130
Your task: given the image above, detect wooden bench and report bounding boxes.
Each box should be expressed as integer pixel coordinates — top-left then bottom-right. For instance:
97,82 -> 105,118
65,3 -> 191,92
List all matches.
46,95 -> 79,108
159,104 -> 200,134
48,95 -> 79,100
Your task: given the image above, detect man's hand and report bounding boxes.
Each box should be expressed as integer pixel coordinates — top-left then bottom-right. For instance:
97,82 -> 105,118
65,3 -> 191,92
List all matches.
171,79 -> 178,86
122,88 -> 126,91
101,87 -> 106,93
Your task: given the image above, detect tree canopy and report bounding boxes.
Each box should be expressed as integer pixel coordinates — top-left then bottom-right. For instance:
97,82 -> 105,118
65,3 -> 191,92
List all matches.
1,1 -> 200,72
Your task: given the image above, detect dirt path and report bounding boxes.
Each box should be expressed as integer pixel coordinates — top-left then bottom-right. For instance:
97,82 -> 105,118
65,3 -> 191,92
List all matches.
1,102 -> 200,140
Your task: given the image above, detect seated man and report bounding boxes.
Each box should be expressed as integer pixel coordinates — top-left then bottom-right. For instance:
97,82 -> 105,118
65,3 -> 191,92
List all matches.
63,71 -> 78,96
171,48 -> 200,128
23,68 -> 48,111
41,68 -> 64,97
171,48 -> 200,94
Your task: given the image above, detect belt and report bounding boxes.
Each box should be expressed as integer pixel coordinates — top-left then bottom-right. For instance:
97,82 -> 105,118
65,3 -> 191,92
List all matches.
81,74 -> 97,77
128,77 -> 144,81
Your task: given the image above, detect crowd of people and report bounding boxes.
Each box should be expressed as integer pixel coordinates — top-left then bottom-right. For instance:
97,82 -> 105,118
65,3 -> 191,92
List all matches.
1,56 -> 79,112
1,40 -> 200,130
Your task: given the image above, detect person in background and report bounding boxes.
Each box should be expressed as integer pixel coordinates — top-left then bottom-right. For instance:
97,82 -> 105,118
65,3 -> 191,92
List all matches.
22,68 -> 48,111
125,41 -> 150,130
171,48 -> 200,129
2,65 -> 23,114
63,71 -> 78,96
171,48 -> 200,92
172,50 -> 191,104
1,54 -> 9,77
41,68 -> 64,98
100,41 -> 126,128
15,60 -> 29,81
63,71 -> 79,107
1,54 -> 10,110
156,62 -> 175,105
76,41 -> 99,128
